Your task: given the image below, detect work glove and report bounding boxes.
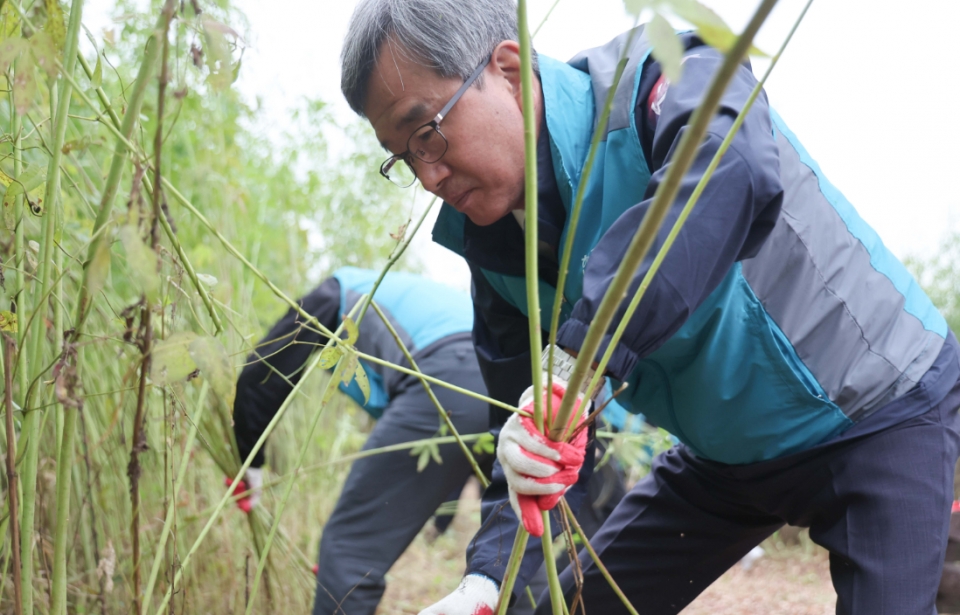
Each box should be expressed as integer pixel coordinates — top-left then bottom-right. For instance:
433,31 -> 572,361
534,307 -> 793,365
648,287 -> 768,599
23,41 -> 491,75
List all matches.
225,467 -> 263,513
418,573 -> 499,615
498,347 -> 602,538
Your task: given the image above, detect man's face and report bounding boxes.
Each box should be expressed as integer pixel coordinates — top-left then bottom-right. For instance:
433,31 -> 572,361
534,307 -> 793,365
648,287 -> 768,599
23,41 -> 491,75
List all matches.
363,40 -> 533,227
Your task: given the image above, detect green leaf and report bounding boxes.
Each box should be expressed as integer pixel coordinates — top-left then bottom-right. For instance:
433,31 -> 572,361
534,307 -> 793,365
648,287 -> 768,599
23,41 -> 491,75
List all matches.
2,164 -> 48,223
29,31 -> 59,78
0,2 -> 20,41
623,0 -> 650,17
416,446 -> 430,472
85,237 -> 111,300
648,12 -> 684,82
151,331 -> 199,385
91,50 -> 102,88
318,344 -> 341,369
188,336 -> 236,409
472,432 -> 496,455
0,310 -> 18,332
353,362 -> 370,404
341,315 -> 359,344
323,361 -> 345,406
119,224 -> 160,304
429,441 -> 443,466
43,0 -> 65,52
668,0 -> 767,56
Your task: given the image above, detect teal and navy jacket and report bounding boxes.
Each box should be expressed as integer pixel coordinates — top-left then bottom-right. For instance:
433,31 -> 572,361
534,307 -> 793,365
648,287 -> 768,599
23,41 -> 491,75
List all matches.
233,267 -> 474,467
432,28 -> 960,587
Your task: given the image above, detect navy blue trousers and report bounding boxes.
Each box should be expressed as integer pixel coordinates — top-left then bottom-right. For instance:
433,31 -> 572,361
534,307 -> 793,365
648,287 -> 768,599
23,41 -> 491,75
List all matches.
540,382 -> 960,614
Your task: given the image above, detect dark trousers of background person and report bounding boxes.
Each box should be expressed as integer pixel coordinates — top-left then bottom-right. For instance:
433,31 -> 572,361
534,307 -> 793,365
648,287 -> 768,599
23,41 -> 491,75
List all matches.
312,338 -> 490,615
536,380 -> 960,615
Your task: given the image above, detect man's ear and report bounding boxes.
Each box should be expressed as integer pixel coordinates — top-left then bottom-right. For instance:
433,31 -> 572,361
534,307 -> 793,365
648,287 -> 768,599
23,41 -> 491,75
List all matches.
490,40 -> 523,107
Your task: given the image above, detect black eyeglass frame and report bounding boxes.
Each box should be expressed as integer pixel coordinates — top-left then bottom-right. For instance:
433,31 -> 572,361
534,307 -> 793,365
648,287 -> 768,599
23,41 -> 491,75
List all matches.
379,54 -> 493,187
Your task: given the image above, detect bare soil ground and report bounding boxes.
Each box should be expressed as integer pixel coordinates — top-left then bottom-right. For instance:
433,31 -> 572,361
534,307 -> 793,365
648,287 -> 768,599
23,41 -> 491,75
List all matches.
378,482 -> 837,614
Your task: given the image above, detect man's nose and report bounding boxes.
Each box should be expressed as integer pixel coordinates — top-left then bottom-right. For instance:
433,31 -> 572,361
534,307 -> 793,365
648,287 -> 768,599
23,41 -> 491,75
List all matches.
415,160 -> 452,194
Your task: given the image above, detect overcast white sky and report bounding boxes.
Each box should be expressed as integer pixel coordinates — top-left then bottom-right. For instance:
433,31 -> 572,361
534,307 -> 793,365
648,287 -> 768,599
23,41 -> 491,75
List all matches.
84,0 -> 960,290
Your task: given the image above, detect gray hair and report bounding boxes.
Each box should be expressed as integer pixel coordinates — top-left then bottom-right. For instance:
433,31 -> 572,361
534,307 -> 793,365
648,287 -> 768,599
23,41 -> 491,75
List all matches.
340,0 -> 536,116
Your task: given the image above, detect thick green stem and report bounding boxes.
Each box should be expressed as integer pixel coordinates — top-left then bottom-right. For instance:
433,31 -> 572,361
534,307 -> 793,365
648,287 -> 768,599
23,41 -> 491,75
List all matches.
540,511 -> 563,615
4,335 -> 23,615
517,0 -> 544,431
370,301 -> 489,488
548,0 -> 781,442
141,382 -> 209,614
571,0 -> 811,441
48,1 -> 87,612
496,528 -> 530,615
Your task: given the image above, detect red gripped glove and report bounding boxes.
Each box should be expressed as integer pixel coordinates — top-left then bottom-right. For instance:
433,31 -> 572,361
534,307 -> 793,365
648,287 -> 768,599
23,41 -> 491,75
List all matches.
225,467 -> 263,514
497,382 -> 588,537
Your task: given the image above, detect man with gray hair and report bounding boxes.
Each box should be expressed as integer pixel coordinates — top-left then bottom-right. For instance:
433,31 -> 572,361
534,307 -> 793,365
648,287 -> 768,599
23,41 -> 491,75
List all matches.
341,0 -> 960,613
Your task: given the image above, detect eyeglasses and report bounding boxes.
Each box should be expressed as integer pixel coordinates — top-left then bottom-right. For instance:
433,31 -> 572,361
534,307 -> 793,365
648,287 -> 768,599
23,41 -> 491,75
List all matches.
379,54 -> 492,188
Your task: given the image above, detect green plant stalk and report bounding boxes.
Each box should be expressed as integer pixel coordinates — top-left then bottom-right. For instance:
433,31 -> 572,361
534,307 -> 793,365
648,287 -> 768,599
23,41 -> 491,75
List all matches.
47,1 -> 86,612
140,382 -> 210,614
531,0 -> 561,38
548,0 -> 780,442
354,350 -> 525,417
570,0 -> 811,442
244,360 -> 347,613
12,2 -> 27,412
4,335 -> 23,615
540,510 -> 564,615
496,529 -> 530,615
66,4 -> 167,339
518,0 -> 544,432
560,498 -> 638,615
545,24 -> 637,414
153,316 -> 354,615
129,5 -> 175,609
370,301 -> 489,488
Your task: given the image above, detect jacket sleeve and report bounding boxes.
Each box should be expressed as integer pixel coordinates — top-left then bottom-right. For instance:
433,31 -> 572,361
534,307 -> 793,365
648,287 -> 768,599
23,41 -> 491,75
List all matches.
555,47 -> 784,380
467,265 -> 596,598
233,278 -> 341,467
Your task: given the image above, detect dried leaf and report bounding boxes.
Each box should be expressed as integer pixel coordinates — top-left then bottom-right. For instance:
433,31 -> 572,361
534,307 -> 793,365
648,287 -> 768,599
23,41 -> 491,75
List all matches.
0,36 -> 26,73
151,331 -> 199,385
43,0 -> 65,52
0,310 -> 17,332
201,16 -> 235,91
96,540 -> 116,593
648,12 -> 684,82
340,350 -> 358,386
29,31 -> 59,78
318,344 -> 341,369
341,315 -> 359,344
12,48 -> 36,114
119,224 -> 160,304
188,336 -> 236,410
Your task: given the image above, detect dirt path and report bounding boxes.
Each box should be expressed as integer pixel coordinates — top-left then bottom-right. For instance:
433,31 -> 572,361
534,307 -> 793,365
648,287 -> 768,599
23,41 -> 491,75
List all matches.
379,484 -> 837,614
